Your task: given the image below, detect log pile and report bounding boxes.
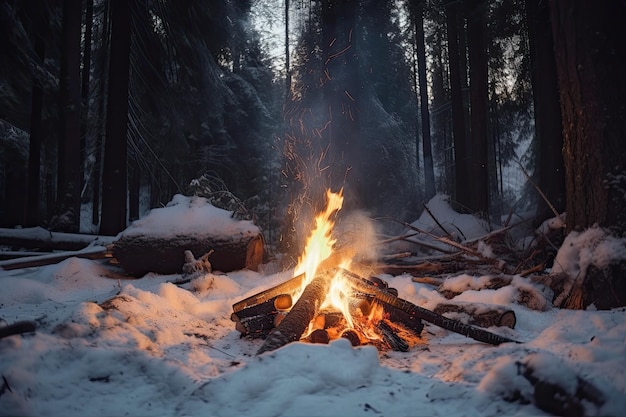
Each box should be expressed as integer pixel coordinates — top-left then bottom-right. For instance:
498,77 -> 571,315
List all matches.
232,268 -> 519,355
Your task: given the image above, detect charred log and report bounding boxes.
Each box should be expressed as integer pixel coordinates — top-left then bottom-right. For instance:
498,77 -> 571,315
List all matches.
377,320 -> 409,352
257,274 -> 330,354
231,294 -> 293,338
309,329 -> 330,344
340,329 -> 362,346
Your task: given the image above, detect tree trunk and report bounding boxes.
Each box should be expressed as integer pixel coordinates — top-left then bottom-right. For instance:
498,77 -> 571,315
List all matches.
26,30 -> 46,227
526,0 -> 565,224
100,0 -> 131,236
57,0 -> 83,232
413,1 -> 436,200
92,0 -> 110,226
444,0 -> 470,212
128,156 -> 140,222
466,0 -> 489,215
549,0 -> 626,232
80,0 -> 94,201
284,0 -> 291,100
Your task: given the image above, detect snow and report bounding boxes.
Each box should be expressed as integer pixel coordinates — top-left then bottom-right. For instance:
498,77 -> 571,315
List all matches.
2,196 -> 626,417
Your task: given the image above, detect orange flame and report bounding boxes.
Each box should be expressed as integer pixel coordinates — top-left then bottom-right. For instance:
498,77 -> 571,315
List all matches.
293,189 -> 344,284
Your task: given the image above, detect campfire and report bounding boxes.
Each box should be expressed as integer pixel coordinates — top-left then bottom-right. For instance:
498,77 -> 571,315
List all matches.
231,189 -> 517,354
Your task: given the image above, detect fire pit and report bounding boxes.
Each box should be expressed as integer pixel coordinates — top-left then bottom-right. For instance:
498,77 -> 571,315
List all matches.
231,189 -> 518,354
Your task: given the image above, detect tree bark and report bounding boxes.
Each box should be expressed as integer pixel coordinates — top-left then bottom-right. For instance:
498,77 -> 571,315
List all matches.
549,0 -> 626,232
413,1 -> 436,200
466,0 -> 489,215
26,26 -> 46,227
525,0 -> 565,224
100,0 -> 131,235
57,0 -> 83,232
444,0 -> 470,211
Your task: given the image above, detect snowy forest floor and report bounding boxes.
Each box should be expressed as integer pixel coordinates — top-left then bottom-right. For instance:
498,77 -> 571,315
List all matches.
1,195 -> 625,417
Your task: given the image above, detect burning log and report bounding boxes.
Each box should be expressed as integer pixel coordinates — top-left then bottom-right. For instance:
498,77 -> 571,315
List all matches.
340,329 -> 363,346
309,329 -> 330,344
231,294 -> 293,337
339,269 -> 519,345
257,273 -> 331,355
433,302 -> 517,329
377,320 -> 410,352
232,273 -> 305,313
231,275 -> 303,337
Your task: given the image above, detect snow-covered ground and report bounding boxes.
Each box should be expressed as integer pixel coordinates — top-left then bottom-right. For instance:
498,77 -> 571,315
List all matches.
1,195 -> 625,417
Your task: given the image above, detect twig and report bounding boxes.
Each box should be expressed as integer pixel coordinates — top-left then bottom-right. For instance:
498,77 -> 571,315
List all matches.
423,203 -> 453,239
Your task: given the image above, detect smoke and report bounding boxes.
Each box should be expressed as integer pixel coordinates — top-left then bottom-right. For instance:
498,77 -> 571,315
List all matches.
333,209 -> 381,263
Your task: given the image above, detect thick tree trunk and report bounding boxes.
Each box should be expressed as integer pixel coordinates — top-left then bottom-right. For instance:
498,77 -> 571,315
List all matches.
100,0 -> 131,235
466,0 -> 489,215
413,1 -> 436,200
26,32 -> 46,227
549,0 -> 626,232
525,0 -> 565,224
444,0 -> 470,211
57,0 -> 83,232
80,0 -> 93,199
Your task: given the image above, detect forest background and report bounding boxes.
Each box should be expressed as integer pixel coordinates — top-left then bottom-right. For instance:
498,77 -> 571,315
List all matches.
0,0 -> 624,272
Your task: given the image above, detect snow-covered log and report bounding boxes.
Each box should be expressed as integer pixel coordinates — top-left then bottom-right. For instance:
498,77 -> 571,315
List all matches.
110,195 -> 264,276
433,301 -> 516,329
0,227 -> 115,251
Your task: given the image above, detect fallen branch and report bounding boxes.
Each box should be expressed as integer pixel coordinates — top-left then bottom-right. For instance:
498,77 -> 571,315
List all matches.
0,227 -> 115,251
0,246 -> 112,270
0,320 -> 36,339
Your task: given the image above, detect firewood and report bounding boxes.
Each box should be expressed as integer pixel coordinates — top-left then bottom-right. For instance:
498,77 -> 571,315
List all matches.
230,294 -> 293,337
433,302 -> 516,329
257,273 -> 331,354
373,298 -> 424,337
232,273 -> 305,313
377,320 -> 409,352
340,329 -> 362,346
338,268 -> 519,345
309,329 -> 330,344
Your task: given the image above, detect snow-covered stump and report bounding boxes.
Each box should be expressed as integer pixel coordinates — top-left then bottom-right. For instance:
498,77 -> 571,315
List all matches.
110,195 -> 264,276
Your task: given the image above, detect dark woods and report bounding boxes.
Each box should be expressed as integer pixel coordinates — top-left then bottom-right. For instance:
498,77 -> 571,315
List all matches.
0,0 -> 624,247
